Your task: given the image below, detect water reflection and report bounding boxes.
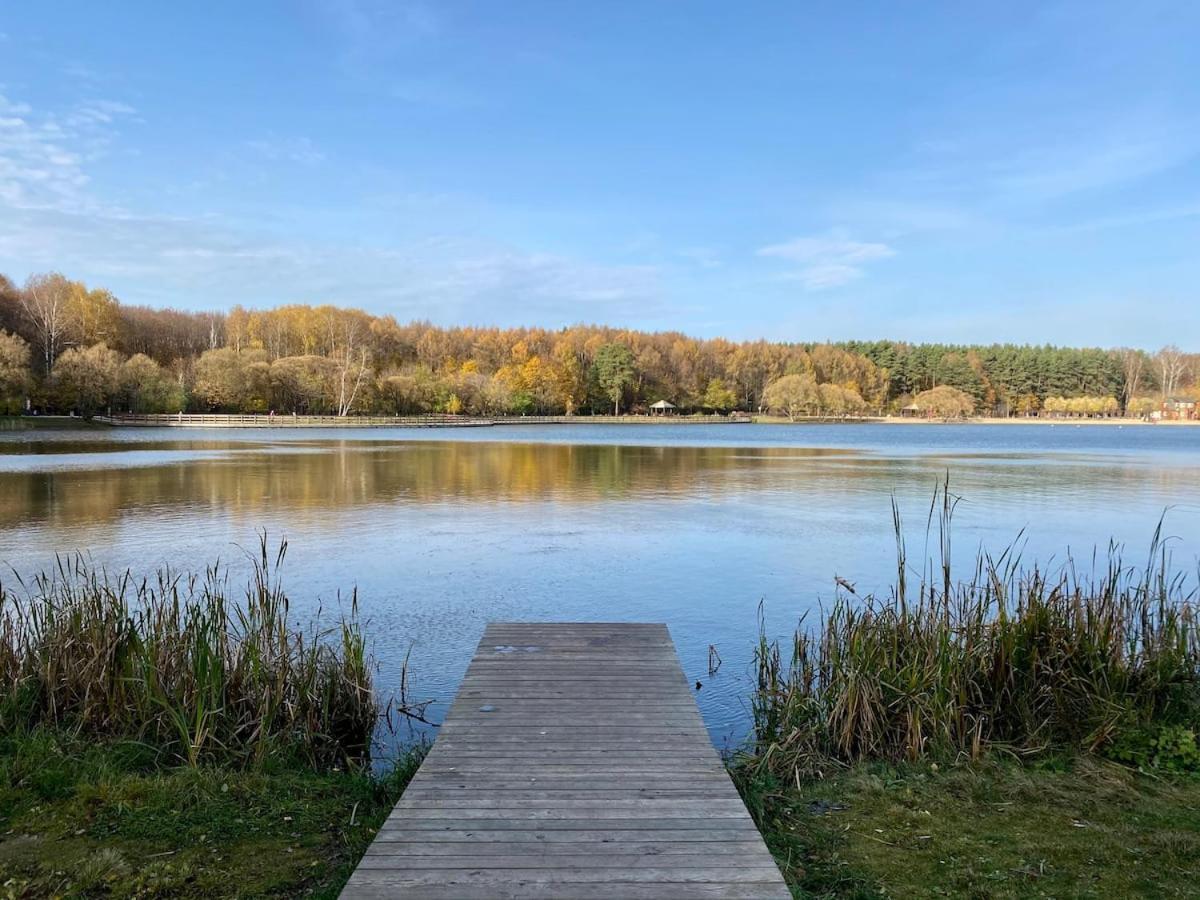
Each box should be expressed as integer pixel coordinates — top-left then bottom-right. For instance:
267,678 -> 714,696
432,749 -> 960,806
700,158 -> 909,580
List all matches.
3,438 -> 1195,530
0,443 -> 867,528
0,427 -> 1197,749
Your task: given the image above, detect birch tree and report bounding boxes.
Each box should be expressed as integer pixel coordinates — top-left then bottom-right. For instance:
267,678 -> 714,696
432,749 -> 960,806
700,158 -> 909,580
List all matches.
1118,348 -> 1145,409
1156,345 -> 1187,399
20,273 -> 73,374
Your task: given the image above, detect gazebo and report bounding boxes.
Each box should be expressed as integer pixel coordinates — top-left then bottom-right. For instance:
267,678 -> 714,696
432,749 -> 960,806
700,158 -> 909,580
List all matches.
649,400 -> 676,416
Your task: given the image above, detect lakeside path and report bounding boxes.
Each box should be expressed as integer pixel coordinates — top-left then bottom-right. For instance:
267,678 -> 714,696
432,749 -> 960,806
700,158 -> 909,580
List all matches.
88,413 -> 750,428
341,623 -> 789,899
10,413 -> 1195,430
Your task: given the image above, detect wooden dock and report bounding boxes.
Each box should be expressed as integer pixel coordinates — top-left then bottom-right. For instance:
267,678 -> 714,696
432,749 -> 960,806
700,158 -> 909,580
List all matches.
341,622 -> 789,899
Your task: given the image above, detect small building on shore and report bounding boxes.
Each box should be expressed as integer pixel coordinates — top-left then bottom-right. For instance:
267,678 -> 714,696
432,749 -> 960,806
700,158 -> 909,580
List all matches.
1158,398 -> 1198,421
649,400 -> 676,416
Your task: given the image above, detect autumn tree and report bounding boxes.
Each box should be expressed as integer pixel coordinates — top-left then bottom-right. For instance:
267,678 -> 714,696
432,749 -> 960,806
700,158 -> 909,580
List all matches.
762,373 -> 819,421
51,342 -> 123,417
65,285 -> 121,347
121,353 -> 183,413
1126,396 -> 1157,418
593,343 -> 636,415
0,275 -> 24,338
912,385 -> 975,419
817,383 -> 866,418
701,378 -> 737,412
19,273 -> 74,374
194,348 -> 271,411
0,330 -> 32,413
551,343 -> 587,415
271,356 -> 336,413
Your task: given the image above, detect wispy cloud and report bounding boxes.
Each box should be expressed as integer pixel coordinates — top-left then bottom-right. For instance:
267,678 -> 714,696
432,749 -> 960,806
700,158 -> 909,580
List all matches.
991,132 -> 1196,200
2,201 -> 663,322
66,99 -> 138,127
314,0 -> 441,76
245,136 -> 326,165
677,247 -> 721,269
0,89 -> 662,323
0,94 -> 88,208
391,78 -> 478,109
757,230 -> 895,290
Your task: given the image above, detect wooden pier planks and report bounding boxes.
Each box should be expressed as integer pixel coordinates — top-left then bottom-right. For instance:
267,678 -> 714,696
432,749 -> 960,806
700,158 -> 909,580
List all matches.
341,622 -> 789,899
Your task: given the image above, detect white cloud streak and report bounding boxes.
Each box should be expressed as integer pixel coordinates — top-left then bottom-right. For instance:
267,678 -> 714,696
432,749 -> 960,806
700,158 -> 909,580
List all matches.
245,136 -> 326,165
0,91 -> 136,210
756,230 -> 896,290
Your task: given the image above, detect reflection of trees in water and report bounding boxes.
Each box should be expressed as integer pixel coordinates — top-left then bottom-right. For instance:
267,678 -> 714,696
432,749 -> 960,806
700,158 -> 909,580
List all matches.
0,442 -> 1189,530
2,443 -> 860,527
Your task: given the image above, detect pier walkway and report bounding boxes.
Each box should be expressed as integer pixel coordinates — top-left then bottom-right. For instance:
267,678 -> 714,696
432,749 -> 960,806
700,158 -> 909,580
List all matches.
341,622 -> 789,898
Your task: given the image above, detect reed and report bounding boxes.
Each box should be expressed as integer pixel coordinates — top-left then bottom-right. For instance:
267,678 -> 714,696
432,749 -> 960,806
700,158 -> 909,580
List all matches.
745,478 -> 1199,780
0,535 -> 393,770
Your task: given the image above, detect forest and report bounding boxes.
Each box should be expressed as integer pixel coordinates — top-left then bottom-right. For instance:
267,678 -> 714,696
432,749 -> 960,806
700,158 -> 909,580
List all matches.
0,271 -> 1195,418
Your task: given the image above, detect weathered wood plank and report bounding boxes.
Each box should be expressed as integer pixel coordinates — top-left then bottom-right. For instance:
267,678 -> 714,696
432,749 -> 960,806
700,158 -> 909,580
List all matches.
367,828 -> 769,843
340,623 -> 788,898
360,840 -> 772,855
341,883 -> 786,899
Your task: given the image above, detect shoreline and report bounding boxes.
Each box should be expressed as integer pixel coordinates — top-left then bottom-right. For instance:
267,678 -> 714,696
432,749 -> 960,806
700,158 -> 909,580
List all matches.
5,413 -> 1197,431
751,414 -> 1198,427
870,415 -> 1197,427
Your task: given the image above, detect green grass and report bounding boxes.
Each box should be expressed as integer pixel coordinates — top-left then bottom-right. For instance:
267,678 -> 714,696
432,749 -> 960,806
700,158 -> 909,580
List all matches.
735,757 -> 1200,899
0,415 -> 108,431
0,729 -> 423,898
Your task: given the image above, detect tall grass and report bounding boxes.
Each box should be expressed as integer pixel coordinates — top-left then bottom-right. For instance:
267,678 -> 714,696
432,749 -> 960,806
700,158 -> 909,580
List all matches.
0,535 -> 394,770
747,479 -> 1199,780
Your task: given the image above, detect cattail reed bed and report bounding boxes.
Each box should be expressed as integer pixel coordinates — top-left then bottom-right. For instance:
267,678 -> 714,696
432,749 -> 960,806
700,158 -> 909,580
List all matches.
0,535 -> 390,770
745,481 -> 1199,781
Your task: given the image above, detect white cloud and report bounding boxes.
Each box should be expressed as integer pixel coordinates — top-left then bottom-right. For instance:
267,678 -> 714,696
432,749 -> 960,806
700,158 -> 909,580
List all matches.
0,90 -> 136,210
246,136 -> 326,165
0,87 -> 666,324
677,247 -> 721,269
992,134 -> 1195,200
757,230 -> 895,290
314,0 -> 441,77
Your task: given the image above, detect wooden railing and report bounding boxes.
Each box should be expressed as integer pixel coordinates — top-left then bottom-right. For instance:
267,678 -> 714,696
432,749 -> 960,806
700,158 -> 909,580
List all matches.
493,414 -> 752,424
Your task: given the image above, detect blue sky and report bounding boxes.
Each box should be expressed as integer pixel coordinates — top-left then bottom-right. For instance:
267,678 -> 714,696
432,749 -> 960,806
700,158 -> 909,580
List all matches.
1,1 -> 1197,347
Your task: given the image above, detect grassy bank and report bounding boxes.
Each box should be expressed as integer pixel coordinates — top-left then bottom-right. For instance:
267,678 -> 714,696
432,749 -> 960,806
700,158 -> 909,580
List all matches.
0,415 -> 109,431
0,730 -> 422,897
734,482 -> 1199,896
0,539 -> 425,896
737,756 -> 1200,898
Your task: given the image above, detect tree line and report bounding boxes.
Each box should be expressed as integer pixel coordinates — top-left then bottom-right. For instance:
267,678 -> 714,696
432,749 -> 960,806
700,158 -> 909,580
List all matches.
0,271 -> 1195,418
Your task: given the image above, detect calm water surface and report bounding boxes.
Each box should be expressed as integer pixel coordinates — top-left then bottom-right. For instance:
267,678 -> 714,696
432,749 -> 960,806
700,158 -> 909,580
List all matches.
2,422 -> 1198,751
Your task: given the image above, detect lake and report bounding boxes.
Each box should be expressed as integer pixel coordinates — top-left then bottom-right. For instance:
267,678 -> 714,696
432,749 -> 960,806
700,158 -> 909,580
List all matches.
2,422 -> 1198,752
